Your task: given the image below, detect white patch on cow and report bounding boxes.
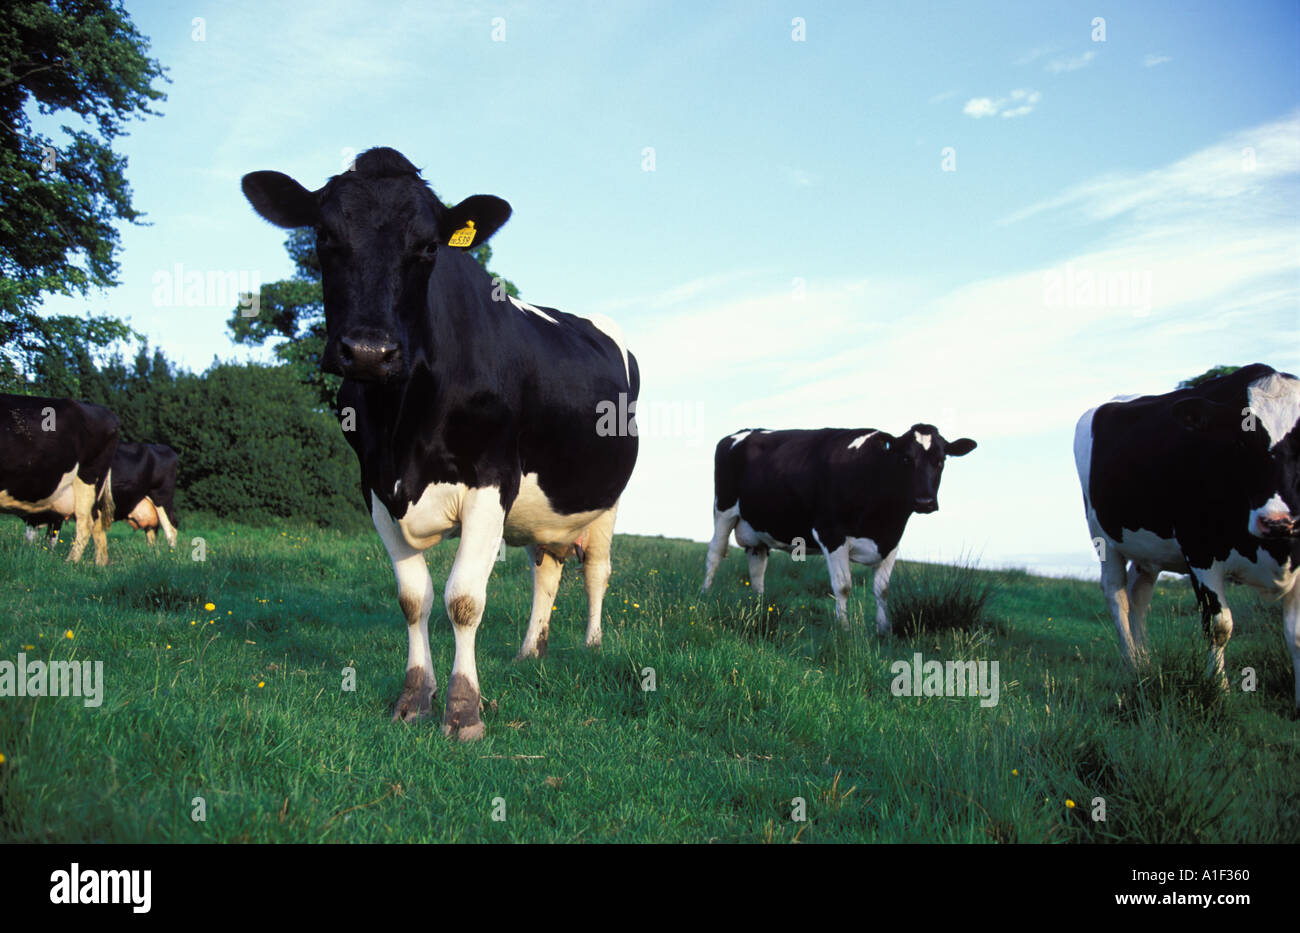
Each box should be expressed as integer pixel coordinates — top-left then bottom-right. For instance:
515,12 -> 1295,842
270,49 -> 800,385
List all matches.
848,431 -> 876,450
586,312 -> 631,385
396,481 -> 465,551
508,295 -> 558,325
0,465 -> 78,516
728,430 -> 752,448
1073,407 -> 1098,503
503,472 -> 606,550
1248,372 -> 1300,449
1249,492 -> 1293,538
734,518 -> 790,551
847,536 -> 882,564
913,431 -> 932,450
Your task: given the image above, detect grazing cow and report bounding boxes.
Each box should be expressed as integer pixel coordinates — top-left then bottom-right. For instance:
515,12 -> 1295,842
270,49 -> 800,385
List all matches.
24,442 -> 180,549
702,426 -> 977,630
241,147 -> 639,739
1074,363 -> 1300,707
1,394 -> 120,565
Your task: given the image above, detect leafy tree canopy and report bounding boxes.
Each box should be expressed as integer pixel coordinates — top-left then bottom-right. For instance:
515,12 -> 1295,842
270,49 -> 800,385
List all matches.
1178,365 -> 1240,390
0,0 -> 167,389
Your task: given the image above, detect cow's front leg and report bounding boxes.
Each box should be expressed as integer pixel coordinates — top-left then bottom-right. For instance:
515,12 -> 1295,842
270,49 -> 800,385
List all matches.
157,506 -> 179,549
1099,546 -> 1139,668
818,539 -> 853,628
1284,583 -> 1300,710
581,504 -> 619,649
746,546 -> 769,596
443,488 -> 507,741
66,477 -> 97,563
518,545 -> 563,659
1190,566 -> 1232,690
873,548 -> 898,635
1125,561 -> 1158,660
371,497 -> 438,722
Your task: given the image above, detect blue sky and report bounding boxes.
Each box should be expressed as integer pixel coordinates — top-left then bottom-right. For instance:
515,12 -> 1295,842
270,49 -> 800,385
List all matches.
37,0 -> 1300,575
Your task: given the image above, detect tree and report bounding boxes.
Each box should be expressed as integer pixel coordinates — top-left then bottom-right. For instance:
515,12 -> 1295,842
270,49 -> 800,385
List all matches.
1178,365 -> 1240,390
0,0 -> 167,389
229,230 -> 520,408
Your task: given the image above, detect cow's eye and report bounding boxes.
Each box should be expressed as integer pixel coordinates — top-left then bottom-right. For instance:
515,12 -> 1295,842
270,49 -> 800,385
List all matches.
417,241 -> 438,262
902,455 -> 913,465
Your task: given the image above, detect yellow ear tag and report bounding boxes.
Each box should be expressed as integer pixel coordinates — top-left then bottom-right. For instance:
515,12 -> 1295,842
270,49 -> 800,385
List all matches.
448,220 -> 476,248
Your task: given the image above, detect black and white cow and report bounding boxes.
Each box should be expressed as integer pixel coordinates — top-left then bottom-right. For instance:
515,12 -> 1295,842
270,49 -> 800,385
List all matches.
1,393 -> 120,565
1075,363 -> 1300,707
702,426 -> 976,630
242,147 -> 639,739
23,442 -> 180,549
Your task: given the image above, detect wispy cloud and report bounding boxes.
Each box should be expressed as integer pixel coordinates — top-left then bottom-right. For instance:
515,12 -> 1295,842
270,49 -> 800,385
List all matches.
929,89 -> 958,104
964,89 -> 1041,119
1014,45 -> 1055,66
1045,50 -> 1096,73
999,111 -> 1300,226
1143,53 -> 1172,67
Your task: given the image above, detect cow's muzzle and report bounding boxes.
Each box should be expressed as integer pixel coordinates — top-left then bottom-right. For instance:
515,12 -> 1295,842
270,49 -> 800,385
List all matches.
914,498 -> 938,514
329,334 -> 404,382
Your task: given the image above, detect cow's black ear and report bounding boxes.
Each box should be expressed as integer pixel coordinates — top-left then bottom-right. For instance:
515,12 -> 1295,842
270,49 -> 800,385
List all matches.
242,171 -> 319,228
443,195 -> 512,249
946,438 -> 977,457
1173,398 -> 1237,434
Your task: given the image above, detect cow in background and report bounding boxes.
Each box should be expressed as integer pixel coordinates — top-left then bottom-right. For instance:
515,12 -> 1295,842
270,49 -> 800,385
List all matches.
1,394 -> 119,565
702,425 -> 976,630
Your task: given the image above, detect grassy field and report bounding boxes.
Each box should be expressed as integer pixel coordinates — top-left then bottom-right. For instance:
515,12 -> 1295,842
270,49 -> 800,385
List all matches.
1,514 -> 1297,843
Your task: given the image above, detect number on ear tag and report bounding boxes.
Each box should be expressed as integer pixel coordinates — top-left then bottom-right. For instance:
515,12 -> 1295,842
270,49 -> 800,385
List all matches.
448,220 -> 477,248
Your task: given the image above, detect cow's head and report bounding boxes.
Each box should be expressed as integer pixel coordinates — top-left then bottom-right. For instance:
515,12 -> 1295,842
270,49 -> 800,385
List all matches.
887,424 -> 976,514
241,147 -> 512,382
1173,371 -> 1300,539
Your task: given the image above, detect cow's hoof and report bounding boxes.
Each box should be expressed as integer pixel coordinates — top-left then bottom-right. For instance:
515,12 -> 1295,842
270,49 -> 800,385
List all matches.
516,632 -> 548,660
441,672 -> 485,740
585,633 -> 602,649
391,667 -> 436,722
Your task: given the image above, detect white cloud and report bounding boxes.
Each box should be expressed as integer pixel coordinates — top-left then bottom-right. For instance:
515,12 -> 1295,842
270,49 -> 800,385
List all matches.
964,89 -> 1040,119
1045,50 -> 1096,73
929,89 -> 958,104
1014,46 -> 1055,66
1143,53 -> 1172,67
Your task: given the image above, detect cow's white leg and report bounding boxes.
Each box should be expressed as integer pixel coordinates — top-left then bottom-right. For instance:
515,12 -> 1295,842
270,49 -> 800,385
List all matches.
581,503 -> 618,649
65,476 -> 97,564
442,487 -> 506,741
156,504 -> 178,549
371,496 -> 438,722
518,545 -> 563,659
820,541 -> 853,628
1100,548 -> 1138,668
1283,582 -> 1300,709
746,546 -> 768,596
1189,565 -> 1232,689
1126,561 -> 1158,663
146,528 -> 157,546
23,525 -> 39,544
873,547 -> 899,635
702,504 -> 738,593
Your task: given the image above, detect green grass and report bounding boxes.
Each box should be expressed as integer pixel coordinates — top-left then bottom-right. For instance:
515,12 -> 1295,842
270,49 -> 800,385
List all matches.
1,514 -> 1297,843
